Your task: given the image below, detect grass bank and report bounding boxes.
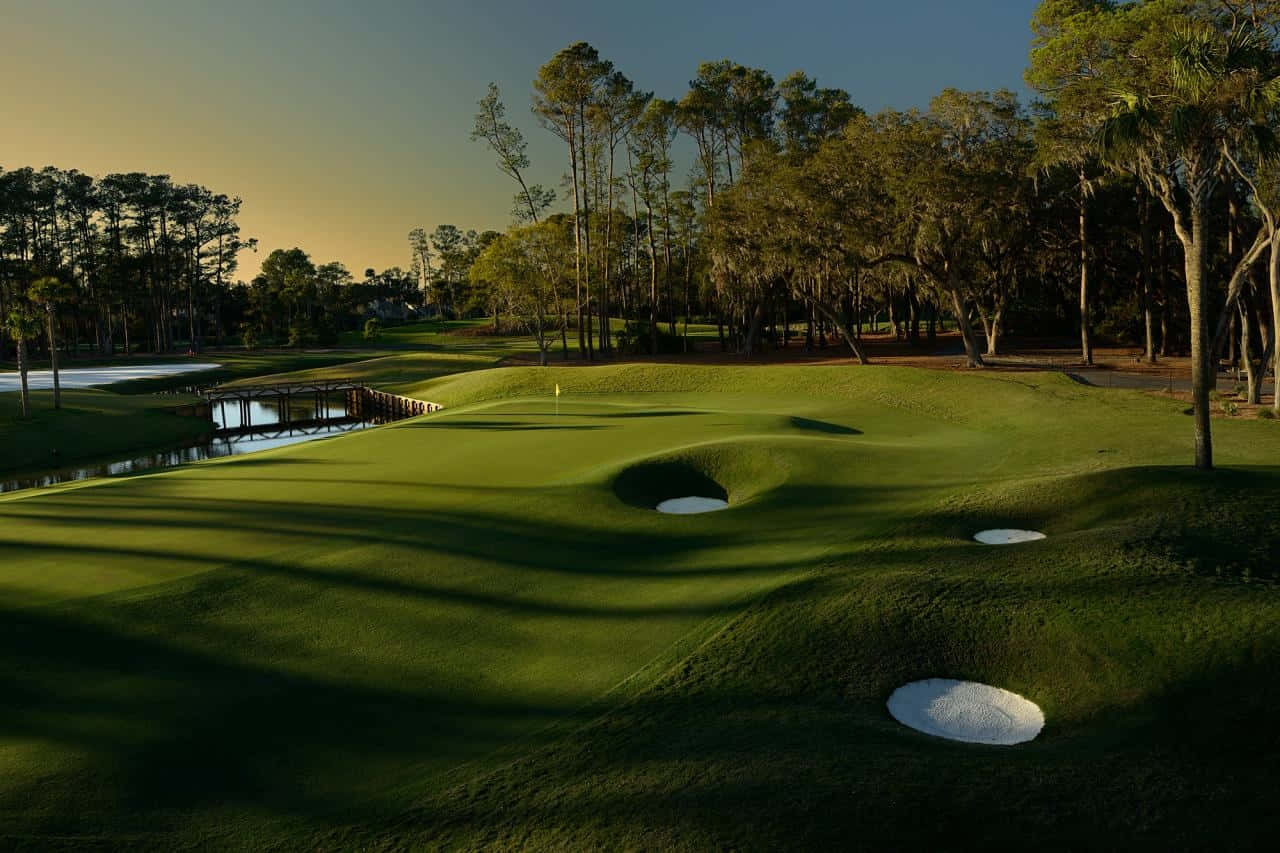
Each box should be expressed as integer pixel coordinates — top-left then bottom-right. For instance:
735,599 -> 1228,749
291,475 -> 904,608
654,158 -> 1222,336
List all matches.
0,389 -> 212,476
0,364 -> 1277,848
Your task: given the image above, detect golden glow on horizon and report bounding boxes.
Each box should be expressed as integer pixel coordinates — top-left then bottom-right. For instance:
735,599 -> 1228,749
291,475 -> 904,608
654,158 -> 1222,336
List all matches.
1,3 -> 514,279
4,0 -> 1037,278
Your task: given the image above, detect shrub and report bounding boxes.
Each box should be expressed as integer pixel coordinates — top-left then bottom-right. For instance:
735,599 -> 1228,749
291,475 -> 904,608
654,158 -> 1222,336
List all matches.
1220,400 -> 1239,417
241,324 -> 260,351
315,318 -> 339,346
614,322 -> 684,355
1259,408 -> 1277,420
362,318 -> 382,343
287,321 -> 315,349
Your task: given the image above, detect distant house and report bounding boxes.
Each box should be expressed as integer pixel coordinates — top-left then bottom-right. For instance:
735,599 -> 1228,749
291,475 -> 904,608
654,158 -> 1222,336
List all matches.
363,299 -> 416,323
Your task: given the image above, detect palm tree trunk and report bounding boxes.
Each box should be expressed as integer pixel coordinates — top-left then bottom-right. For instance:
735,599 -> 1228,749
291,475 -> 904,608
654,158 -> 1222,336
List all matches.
46,307 -> 60,410
16,336 -> 31,419
1187,203 -> 1213,470
1079,175 -> 1093,365
1141,192 -> 1157,362
1271,232 -> 1280,415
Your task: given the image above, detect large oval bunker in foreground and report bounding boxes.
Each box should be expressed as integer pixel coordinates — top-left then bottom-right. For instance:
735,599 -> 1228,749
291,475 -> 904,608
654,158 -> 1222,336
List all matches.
974,529 -> 1046,545
887,678 -> 1044,745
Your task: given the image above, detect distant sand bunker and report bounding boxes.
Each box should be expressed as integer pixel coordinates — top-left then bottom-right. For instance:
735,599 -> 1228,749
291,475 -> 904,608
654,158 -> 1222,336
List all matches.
656,496 -> 730,514
974,529 -> 1046,545
887,679 -> 1044,745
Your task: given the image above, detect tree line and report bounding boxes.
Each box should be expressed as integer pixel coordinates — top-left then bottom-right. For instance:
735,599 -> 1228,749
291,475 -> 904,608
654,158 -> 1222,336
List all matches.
0,166 -> 251,361
467,0 -> 1280,469
0,165 -> 436,416
6,1 -> 1276,471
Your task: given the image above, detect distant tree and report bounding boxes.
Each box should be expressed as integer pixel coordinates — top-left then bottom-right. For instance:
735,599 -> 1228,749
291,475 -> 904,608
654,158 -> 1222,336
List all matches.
3,302 -> 40,418
471,83 -> 555,224
1,165 -> 249,356
471,221 -> 571,364
535,42 -> 613,359
778,71 -> 860,157
591,70 -> 650,353
630,98 -> 678,353
931,89 -> 1037,356
28,276 -> 75,409
408,227 -> 433,294
1026,0 -> 1119,365
1084,1 -> 1280,469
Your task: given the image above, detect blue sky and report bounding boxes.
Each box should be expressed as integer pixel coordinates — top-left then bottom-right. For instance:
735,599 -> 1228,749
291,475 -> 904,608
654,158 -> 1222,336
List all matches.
3,0 -> 1042,274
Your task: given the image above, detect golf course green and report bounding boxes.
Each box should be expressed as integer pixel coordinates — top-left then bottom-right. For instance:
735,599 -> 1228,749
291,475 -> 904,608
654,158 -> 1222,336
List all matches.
2,364 -> 1279,848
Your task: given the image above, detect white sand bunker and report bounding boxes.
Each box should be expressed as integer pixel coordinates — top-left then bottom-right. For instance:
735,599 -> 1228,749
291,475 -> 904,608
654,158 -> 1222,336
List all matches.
656,496 -> 729,514
887,679 -> 1044,745
974,529 -> 1046,545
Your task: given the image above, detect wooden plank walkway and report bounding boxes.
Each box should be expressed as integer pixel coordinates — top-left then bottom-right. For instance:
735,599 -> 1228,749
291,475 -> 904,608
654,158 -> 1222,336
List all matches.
199,380 -> 441,428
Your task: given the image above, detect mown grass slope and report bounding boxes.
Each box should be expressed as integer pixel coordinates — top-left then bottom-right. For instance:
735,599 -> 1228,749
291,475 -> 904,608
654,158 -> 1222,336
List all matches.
1,364 -> 1278,849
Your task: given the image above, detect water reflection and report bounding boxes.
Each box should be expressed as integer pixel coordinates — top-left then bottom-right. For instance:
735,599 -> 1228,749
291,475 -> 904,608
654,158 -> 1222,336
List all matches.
211,395 -> 351,430
2,394 -> 370,494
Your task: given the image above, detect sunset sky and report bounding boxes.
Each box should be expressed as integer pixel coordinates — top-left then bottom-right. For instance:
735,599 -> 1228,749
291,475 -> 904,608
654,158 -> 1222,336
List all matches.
3,0 -> 1038,280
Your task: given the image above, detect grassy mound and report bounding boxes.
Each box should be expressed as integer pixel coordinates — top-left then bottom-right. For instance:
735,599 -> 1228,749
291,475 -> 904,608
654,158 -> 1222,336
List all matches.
614,457 -> 729,509
612,444 -> 790,511
1,363 -> 1278,849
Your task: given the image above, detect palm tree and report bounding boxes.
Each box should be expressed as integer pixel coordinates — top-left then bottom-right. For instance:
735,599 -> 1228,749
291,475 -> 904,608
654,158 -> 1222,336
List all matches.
1095,8 -> 1280,470
28,276 -> 75,411
4,303 -> 42,419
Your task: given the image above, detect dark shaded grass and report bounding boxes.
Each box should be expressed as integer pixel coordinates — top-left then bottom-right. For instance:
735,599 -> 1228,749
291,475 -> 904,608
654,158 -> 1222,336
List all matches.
327,491 -> 1280,850
4,369 -> 1280,849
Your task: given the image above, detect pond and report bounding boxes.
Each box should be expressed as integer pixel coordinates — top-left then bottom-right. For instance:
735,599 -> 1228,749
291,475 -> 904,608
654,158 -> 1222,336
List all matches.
1,394 -> 373,494
0,361 -> 221,391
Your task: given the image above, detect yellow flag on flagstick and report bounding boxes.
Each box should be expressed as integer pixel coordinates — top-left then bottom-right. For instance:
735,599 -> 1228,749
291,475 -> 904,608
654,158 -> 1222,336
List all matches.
555,384 -> 560,397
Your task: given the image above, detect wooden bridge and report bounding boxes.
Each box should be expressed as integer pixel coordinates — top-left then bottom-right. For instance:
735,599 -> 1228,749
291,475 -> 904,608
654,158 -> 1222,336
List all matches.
201,379 -> 441,428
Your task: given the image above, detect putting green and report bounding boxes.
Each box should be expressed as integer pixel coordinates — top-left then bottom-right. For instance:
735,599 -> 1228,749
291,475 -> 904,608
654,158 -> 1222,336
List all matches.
1,364 -> 1279,849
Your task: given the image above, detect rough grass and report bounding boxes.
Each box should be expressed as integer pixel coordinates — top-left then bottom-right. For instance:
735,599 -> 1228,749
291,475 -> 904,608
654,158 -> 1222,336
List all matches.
1,364 -> 1278,849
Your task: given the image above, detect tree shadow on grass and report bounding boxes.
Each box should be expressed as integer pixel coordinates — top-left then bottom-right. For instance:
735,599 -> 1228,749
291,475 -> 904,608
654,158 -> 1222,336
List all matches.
2,478 -> 932,585
0,532 -> 834,846
789,416 -> 862,436
4,488 -> 1279,848
486,410 -> 705,419
345,569 -> 1280,850
0,597 -> 594,844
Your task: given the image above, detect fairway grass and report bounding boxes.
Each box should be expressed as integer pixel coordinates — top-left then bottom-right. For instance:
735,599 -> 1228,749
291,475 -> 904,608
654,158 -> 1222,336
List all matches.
2,364 -> 1279,848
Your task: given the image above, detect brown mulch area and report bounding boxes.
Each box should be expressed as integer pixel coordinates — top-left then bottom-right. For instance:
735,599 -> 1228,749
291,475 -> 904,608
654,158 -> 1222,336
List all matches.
1156,388 -> 1279,420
